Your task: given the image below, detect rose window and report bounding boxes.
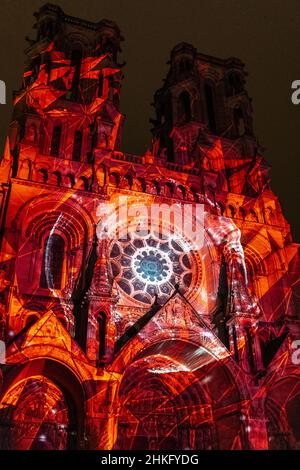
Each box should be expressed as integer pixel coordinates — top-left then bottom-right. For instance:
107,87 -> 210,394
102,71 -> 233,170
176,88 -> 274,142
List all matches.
132,248 -> 172,284
109,233 -> 198,305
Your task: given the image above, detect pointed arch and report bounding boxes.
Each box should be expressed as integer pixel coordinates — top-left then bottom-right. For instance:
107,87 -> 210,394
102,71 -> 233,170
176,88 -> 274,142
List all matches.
178,91 -> 191,123
50,125 -> 62,157
204,82 -> 216,133
97,312 -> 107,363
72,130 -> 83,161
40,234 -> 65,290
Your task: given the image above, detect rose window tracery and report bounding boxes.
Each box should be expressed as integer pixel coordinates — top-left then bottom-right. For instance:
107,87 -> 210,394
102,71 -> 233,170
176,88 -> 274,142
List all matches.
132,248 -> 172,284
109,232 -> 200,305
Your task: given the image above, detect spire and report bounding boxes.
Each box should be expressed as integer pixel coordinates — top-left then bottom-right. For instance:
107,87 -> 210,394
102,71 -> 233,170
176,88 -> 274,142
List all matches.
89,237 -> 112,298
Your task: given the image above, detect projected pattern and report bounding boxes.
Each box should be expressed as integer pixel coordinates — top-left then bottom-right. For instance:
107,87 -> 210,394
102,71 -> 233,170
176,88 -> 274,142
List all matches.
0,4 -> 299,451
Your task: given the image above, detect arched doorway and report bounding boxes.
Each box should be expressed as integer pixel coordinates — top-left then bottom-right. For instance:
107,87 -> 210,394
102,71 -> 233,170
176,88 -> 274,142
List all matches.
266,376 -> 300,449
0,359 -> 85,450
115,355 -> 214,450
114,339 -> 244,450
0,376 -> 69,450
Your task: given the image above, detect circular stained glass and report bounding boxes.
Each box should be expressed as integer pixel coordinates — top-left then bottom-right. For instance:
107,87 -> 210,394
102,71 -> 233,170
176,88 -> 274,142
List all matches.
132,248 -> 172,284
109,232 -> 198,305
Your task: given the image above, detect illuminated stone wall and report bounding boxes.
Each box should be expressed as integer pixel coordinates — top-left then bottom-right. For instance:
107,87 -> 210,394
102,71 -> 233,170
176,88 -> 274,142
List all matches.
0,4 -> 299,450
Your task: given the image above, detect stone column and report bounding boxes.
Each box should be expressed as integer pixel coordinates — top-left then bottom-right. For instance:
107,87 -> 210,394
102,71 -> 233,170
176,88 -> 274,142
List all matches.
241,397 -> 268,450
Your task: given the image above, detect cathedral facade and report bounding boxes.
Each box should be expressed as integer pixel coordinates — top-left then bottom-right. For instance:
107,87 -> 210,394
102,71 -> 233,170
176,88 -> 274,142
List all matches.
0,3 -> 299,450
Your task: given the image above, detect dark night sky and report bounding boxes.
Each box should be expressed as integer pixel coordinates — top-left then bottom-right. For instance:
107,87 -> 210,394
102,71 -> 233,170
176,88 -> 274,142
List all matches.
0,0 -> 299,239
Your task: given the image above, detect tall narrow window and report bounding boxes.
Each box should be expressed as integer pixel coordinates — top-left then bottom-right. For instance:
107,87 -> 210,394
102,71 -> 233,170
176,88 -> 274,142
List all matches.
98,73 -> 104,98
70,49 -> 82,101
204,82 -> 217,133
98,313 -> 106,360
233,106 -> 245,136
165,96 -> 173,127
72,130 -> 82,161
245,327 -> 255,373
50,125 -> 61,156
178,91 -> 191,123
226,72 -> 243,97
40,234 -> 65,289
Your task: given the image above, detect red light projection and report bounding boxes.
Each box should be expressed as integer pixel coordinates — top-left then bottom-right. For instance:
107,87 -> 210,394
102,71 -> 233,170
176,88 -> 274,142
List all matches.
0,4 -> 299,451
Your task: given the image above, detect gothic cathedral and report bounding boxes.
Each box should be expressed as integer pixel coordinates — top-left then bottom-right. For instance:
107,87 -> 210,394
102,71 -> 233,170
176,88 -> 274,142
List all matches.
0,3 -> 299,450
